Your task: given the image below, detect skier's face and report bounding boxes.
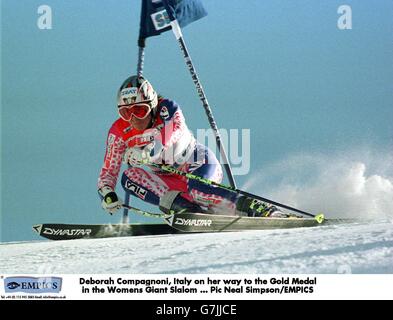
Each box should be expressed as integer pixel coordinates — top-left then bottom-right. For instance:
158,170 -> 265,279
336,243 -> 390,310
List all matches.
131,113 -> 152,130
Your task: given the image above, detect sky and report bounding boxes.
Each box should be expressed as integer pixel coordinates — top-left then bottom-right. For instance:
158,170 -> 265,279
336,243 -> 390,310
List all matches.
1,0 -> 393,241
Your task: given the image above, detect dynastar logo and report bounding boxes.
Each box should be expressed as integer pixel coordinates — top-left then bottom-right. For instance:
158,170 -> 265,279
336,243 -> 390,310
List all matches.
4,277 -> 62,294
43,228 -> 92,236
174,218 -> 212,227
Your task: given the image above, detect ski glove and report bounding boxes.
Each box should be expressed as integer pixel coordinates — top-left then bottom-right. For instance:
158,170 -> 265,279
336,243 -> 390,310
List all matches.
124,146 -> 150,166
124,141 -> 164,166
99,186 -> 123,215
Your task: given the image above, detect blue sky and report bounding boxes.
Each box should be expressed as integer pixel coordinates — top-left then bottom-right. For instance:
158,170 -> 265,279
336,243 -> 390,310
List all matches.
1,0 -> 393,241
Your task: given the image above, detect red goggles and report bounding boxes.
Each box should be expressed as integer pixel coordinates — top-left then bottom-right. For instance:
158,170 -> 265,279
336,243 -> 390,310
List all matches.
118,103 -> 152,121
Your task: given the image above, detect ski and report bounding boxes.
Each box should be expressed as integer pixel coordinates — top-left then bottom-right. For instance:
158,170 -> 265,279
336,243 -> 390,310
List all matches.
33,213 -> 359,240
164,212 -> 358,233
33,223 -> 180,241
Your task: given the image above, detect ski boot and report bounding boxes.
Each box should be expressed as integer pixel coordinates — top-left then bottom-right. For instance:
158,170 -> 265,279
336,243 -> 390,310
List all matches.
236,196 -> 286,217
159,191 -> 204,215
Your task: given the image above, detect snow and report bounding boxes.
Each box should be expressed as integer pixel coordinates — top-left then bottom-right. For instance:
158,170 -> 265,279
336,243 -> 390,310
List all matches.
1,220 -> 392,274
243,152 -> 393,222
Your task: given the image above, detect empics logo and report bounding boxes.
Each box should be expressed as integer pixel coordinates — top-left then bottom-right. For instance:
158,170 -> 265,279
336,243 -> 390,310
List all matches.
4,277 -> 62,293
6,282 -> 21,290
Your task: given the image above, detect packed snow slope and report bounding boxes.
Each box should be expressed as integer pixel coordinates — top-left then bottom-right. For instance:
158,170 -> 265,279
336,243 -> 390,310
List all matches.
1,220 -> 392,274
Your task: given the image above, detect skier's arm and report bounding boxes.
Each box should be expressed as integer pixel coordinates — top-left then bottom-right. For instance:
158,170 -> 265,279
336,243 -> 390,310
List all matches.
97,127 -> 126,215
157,101 -> 189,150
97,128 -> 127,192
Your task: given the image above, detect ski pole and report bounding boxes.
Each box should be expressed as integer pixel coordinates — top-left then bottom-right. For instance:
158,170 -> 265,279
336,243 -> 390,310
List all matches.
142,161 -> 324,222
122,204 -> 165,218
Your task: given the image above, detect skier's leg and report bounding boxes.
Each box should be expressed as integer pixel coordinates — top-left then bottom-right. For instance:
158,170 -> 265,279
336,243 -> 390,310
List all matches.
121,167 -> 169,206
183,145 -> 238,214
121,167 -> 203,213
184,145 -> 285,217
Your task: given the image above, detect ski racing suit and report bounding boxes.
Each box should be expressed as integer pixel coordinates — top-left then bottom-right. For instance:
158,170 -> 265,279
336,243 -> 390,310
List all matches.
98,98 -> 237,213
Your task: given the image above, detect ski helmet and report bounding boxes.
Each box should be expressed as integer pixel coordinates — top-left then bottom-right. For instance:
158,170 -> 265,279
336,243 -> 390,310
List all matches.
117,75 -> 158,118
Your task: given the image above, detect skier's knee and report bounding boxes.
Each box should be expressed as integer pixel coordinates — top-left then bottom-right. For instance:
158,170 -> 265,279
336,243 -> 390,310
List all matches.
159,191 -> 203,214
121,172 -> 159,205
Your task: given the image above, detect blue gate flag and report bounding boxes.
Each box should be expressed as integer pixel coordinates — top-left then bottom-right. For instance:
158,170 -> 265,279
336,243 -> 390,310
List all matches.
139,0 -> 207,39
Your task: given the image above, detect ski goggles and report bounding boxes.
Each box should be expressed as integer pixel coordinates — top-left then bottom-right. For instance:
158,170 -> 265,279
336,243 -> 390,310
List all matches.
118,102 -> 152,121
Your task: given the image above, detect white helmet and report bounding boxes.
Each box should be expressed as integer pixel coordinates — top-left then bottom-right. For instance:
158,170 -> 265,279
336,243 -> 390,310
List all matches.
117,75 -> 158,110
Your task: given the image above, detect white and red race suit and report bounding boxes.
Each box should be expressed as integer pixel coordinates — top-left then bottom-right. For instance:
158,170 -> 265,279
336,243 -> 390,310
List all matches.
98,98 -> 237,211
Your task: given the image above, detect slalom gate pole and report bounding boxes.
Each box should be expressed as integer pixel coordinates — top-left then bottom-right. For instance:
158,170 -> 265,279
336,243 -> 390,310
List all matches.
137,37 -> 146,77
143,161 -> 322,221
162,0 -> 237,189
122,37 -> 147,224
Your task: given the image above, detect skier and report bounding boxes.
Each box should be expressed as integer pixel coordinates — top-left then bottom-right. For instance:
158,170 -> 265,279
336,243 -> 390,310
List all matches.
97,75 -> 283,217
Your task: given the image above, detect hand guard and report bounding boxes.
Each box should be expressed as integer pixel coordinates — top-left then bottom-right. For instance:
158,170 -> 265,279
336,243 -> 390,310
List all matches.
123,147 -> 149,166
99,186 -> 123,215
